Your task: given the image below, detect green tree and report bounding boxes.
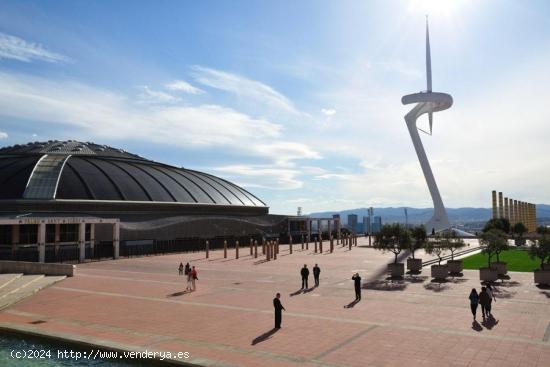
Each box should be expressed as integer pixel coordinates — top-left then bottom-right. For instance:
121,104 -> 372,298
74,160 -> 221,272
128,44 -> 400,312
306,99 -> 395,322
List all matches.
446,230 -> 466,260
374,223 -> 411,264
483,218 -> 511,234
424,233 -> 448,265
479,229 -> 508,267
512,222 -> 528,245
529,235 -> 550,268
537,226 -> 550,235
409,225 -> 427,259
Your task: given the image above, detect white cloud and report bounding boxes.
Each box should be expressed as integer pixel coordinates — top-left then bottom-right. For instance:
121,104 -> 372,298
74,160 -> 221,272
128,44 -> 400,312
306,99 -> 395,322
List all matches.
0,131 -> 7,139
137,86 -> 180,104
165,80 -> 204,94
191,65 -> 298,114
0,71 -> 318,165
321,108 -> 336,117
0,32 -> 70,63
212,164 -> 303,190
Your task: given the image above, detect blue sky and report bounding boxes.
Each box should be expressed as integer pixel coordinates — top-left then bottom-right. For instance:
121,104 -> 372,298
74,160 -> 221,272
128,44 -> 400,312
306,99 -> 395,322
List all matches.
1,0 -> 549,214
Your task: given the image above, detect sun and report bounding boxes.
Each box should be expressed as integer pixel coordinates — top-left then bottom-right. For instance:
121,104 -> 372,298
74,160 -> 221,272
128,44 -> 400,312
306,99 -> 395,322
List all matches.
408,0 -> 468,17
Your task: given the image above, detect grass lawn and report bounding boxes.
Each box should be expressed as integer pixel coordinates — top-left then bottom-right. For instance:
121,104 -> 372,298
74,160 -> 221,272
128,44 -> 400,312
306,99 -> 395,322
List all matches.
462,249 -> 541,272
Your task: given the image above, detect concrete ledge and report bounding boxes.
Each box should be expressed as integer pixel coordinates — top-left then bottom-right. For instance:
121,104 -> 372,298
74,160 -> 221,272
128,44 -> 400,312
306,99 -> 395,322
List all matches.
0,261 -> 75,277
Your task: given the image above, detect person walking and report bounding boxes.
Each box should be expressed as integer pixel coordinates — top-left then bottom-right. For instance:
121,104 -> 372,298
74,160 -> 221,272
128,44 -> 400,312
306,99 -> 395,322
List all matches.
468,288 -> 479,320
186,268 -> 193,291
478,287 -> 491,319
178,262 -> 184,276
184,262 -> 191,276
300,264 -> 310,289
486,284 -> 496,316
273,293 -> 285,329
313,264 -> 321,287
191,266 -> 198,291
352,273 -> 362,300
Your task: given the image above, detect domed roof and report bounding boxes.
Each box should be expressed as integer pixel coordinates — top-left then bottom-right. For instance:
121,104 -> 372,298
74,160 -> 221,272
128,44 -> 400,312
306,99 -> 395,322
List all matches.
0,140 -> 265,207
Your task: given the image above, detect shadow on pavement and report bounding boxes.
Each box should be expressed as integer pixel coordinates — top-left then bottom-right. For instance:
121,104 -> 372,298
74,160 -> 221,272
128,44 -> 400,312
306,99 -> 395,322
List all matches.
364,279 -> 408,291
251,328 -> 279,345
482,315 -> 499,329
471,320 -> 483,332
344,299 -> 361,308
167,290 -> 192,297
424,279 -> 450,292
290,289 -> 303,297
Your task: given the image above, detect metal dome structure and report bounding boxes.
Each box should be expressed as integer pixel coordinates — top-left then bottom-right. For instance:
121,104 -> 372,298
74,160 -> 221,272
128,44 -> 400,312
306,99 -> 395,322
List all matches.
0,140 -> 266,215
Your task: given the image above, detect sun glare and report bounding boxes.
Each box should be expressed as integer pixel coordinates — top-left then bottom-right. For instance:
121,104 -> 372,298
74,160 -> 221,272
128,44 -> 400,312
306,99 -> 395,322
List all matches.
408,0 -> 468,17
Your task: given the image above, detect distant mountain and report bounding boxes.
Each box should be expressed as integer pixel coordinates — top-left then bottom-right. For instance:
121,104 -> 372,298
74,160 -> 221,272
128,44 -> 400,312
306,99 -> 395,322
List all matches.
308,204 -> 550,226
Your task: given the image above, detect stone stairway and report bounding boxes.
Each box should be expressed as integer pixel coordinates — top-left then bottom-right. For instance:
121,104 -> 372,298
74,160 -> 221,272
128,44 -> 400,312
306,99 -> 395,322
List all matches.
0,273 -> 66,310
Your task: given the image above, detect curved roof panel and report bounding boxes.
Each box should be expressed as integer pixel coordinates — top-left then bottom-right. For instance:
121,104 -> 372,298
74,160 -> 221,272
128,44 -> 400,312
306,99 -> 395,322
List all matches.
0,141 -> 266,208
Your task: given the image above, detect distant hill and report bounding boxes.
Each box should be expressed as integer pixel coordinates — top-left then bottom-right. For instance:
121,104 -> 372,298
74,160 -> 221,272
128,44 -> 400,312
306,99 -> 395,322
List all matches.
308,204 -> 550,226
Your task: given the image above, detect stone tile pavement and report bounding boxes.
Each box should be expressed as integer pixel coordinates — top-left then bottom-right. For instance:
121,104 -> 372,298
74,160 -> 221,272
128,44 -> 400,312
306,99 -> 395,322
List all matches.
0,237 -> 548,366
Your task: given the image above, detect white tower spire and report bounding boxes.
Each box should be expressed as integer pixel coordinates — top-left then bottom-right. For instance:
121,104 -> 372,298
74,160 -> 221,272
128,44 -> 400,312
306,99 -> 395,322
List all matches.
401,17 -> 453,234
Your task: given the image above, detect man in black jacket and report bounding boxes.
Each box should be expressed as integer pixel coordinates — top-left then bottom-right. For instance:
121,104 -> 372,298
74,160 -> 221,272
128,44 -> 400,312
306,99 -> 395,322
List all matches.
273,293 -> 285,328
313,264 -> 321,287
300,264 -> 310,289
352,273 -> 362,300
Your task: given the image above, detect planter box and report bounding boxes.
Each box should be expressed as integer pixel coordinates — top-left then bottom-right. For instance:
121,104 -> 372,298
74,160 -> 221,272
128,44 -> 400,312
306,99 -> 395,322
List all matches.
534,269 -> 550,285
479,267 -> 498,282
407,258 -> 422,273
490,261 -> 508,276
431,265 -> 448,280
387,263 -> 405,278
447,260 -> 463,274
542,263 -> 550,271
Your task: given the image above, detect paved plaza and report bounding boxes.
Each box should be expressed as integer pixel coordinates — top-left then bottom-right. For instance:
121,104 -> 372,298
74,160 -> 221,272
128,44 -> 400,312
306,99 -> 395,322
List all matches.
0,238 -> 549,367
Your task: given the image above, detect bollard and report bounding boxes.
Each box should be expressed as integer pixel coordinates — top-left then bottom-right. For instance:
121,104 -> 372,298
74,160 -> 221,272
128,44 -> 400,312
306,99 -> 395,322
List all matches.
206,240 -> 209,259
349,236 -> 352,250
301,235 -> 304,250
314,237 -> 318,253
274,241 -> 277,260
236,240 -> 239,259
224,240 -> 227,258
262,238 -> 266,255
254,240 -> 258,258
330,236 -> 333,253
250,238 -> 253,256
319,236 -> 323,253
266,241 -> 270,260
289,235 -> 293,254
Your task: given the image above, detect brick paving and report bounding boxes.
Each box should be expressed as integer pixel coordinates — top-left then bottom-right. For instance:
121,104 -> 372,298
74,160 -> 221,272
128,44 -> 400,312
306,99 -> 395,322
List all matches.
0,237 -> 549,366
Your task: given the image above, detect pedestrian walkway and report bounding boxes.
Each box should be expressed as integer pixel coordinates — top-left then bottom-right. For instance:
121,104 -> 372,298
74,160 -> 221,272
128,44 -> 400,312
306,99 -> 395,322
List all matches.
0,238 -> 548,366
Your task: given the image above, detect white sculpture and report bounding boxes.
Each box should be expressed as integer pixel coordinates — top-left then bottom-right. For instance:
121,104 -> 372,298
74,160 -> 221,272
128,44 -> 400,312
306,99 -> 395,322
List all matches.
402,17 -> 452,234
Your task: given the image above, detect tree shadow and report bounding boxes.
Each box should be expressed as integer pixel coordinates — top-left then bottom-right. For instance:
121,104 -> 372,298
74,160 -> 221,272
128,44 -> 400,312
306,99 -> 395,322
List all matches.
364,279 -> 408,291
536,284 -> 550,290
492,287 -> 516,299
167,290 -> 192,297
447,277 -> 468,284
344,299 -> 361,308
449,272 -> 464,277
424,279 -> 450,292
406,275 -> 429,283
251,328 -> 279,345
496,280 -> 521,288
540,291 -> 550,298
481,315 -> 499,330
471,320 -> 483,332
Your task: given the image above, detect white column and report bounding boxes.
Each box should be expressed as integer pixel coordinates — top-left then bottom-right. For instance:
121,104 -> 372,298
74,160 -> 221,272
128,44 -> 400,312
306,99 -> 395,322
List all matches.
78,221 -> 86,262
38,222 -> 46,263
90,223 -> 95,258
113,221 -> 120,259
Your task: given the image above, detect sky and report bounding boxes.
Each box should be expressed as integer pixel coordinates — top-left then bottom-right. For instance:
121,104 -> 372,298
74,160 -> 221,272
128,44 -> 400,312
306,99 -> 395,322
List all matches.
0,0 -> 549,215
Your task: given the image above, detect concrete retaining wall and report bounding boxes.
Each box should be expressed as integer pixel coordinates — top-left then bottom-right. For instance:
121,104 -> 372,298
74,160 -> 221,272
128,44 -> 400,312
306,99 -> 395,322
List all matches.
0,261 -> 75,277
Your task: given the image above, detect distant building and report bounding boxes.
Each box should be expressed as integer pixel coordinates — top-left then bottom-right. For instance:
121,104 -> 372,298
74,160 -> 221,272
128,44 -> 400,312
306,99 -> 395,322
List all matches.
363,216 -> 371,234
371,216 -> 382,234
332,214 -> 340,219
347,214 -> 358,233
